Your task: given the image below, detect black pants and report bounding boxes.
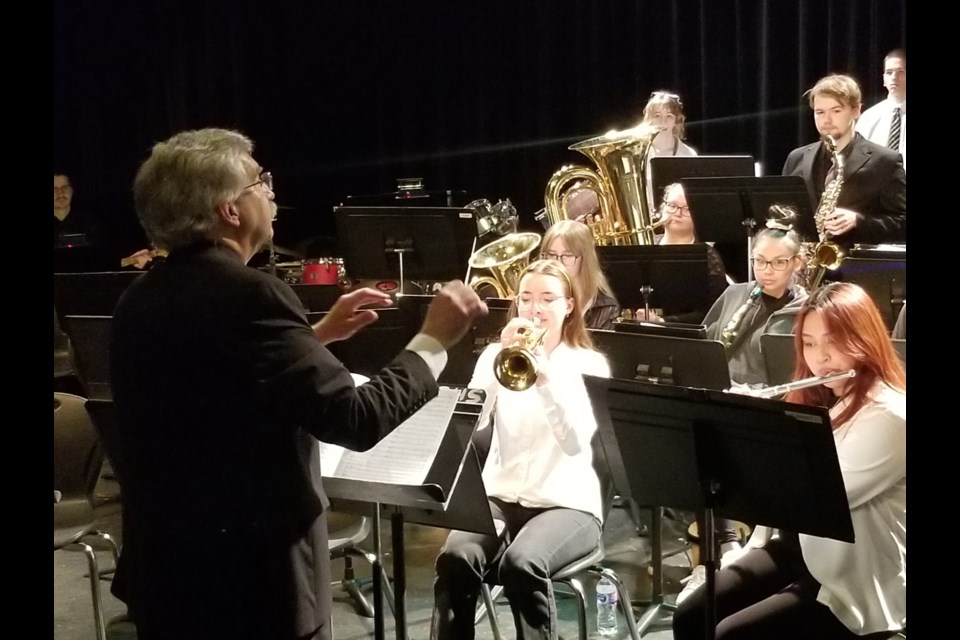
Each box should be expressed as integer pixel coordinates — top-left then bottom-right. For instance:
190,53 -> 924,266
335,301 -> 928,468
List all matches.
673,533 -> 899,640
432,498 -> 601,640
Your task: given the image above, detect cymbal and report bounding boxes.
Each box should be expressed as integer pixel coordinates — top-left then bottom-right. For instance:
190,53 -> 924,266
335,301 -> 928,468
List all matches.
270,244 -> 305,259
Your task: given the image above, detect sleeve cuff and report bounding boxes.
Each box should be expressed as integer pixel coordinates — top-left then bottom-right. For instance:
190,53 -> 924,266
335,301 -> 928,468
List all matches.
405,332 -> 448,380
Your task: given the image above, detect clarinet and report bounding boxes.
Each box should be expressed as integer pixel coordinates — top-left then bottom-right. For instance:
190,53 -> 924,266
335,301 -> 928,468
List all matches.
720,286 -> 762,352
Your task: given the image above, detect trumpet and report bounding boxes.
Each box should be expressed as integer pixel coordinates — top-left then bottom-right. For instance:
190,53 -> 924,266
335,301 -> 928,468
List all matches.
493,320 -> 548,391
745,369 -> 856,399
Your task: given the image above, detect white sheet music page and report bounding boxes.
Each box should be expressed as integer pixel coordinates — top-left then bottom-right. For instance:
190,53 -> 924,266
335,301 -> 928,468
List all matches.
320,386 -> 461,484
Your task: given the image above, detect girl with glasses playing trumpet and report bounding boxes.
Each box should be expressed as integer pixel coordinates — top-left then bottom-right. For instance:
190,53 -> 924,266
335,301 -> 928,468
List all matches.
674,282 -> 906,640
431,260 -> 610,640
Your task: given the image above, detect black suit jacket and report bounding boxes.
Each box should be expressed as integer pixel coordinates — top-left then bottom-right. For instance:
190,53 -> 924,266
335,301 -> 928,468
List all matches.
110,241 -> 438,640
781,133 -> 906,246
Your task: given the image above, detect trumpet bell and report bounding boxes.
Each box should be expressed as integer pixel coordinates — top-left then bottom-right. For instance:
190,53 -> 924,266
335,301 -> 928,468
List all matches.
493,325 -> 548,391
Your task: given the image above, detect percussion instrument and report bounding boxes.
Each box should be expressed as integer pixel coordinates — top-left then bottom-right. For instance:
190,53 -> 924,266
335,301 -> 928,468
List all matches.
302,257 -> 346,285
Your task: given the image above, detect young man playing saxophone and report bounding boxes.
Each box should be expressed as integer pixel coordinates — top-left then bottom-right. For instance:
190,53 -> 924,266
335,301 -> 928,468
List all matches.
781,74 -> 906,248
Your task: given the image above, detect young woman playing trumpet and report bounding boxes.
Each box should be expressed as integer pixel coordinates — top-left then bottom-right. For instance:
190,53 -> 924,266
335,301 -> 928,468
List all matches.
673,282 -> 906,640
431,259 -> 610,640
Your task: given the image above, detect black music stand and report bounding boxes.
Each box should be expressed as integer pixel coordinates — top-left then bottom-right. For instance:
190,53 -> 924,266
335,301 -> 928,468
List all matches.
589,329 -> 730,390
583,375 -> 854,640
839,245 -> 907,331
334,206 -> 478,294
649,155 -> 755,207
681,176 -> 812,282
322,388 -> 494,640
597,244 -> 710,320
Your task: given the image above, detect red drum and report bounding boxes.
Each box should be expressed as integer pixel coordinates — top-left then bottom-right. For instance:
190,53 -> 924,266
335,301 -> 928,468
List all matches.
302,258 -> 345,285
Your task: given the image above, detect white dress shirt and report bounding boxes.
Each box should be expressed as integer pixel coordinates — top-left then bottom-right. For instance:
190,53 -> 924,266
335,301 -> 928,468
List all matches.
469,342 -> 611,522
857,97 -> 907,171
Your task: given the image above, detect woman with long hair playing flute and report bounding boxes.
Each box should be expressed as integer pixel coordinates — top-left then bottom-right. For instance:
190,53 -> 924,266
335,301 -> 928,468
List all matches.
674,282 -> 906,640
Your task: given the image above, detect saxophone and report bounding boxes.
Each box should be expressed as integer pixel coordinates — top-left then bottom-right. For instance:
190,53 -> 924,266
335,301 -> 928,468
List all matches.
720,285 -> 762,352
801,135 -> 846,290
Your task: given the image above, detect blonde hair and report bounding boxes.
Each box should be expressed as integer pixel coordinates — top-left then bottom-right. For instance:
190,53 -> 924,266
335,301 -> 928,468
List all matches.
804,74 -> 862,110
541,219 -> 614,311
643,91 -> 687,139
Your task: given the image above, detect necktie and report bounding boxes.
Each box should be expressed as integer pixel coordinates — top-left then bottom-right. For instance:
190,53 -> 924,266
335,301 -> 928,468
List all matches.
887,107 -> 901,151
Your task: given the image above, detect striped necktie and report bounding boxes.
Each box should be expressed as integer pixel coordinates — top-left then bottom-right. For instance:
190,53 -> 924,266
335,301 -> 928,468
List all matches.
887,107 -> 901,151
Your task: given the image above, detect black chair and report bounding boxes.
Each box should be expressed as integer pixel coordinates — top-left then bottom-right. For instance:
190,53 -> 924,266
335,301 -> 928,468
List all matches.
54,393 -> 120,640
474,432 -> 641,640
61,315 -> 114,401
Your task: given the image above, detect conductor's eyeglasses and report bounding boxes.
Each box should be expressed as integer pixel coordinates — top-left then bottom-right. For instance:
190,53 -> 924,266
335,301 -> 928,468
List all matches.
245,170 -> 274,192
751,256 -> 796,271
540,252 -> 581,266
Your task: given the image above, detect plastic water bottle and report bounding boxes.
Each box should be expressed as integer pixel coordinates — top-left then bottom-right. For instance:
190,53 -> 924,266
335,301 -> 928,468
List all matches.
596,575 -> 618,636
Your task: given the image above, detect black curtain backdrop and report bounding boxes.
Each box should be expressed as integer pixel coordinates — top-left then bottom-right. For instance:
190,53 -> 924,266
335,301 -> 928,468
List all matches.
54,0 -> 906,256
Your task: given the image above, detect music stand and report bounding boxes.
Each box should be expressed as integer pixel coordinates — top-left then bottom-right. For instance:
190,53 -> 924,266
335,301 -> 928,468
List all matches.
321,388 -> 493,640
590,329 -> 730,390
839,245 -> 907,331
649,155 -> 755,208
584,375 -> 854,640
334,206 -> 478,295
597,244 -> 710,320
681,176 -> 813,282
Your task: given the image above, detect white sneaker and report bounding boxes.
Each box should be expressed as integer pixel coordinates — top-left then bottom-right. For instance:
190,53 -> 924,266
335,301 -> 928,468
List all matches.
676,564 -> 706,605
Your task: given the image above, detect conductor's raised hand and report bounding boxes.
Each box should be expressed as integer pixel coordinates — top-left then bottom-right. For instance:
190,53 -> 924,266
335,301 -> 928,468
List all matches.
312,287 -> 394,346
420,280 -> 489,348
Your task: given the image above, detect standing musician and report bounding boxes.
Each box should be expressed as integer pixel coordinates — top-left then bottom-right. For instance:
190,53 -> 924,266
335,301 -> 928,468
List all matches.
642,90 -> 698,158
782,74 -> 906,246
431,259 -> 611,640
109,128 -> 488,640
674,282 -> 906,640
540,219 -> 620,329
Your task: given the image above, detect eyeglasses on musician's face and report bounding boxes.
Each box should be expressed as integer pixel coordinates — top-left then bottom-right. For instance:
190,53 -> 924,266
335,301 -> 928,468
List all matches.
751,256 -> 797,271
540,251 -> 581,266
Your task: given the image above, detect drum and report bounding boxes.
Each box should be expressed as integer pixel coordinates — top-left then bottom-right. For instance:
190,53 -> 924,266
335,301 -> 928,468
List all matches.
302,258 -> 345,285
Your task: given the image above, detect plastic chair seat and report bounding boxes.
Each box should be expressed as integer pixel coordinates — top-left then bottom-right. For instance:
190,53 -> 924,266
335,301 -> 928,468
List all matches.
54,500 -> 98,549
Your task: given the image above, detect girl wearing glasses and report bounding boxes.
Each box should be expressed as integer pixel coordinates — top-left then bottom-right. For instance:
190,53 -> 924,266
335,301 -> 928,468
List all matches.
642,91 -> 698,157
540,219 -> 620,330
675,282 -> 906,640
702,205 -> 809,387
432,259 -> 611,640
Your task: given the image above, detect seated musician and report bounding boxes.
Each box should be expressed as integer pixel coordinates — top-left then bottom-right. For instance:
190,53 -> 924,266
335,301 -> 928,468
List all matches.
540,220 -> 620,330
674,282 -> 906,640
636,182 -> 729,324
703,205 -> 809,387
431,259 -> 611,640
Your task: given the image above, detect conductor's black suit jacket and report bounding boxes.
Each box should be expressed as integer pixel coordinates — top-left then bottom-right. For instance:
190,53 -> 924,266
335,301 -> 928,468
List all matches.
781,132 -> 906,246
110,241 -> 438,640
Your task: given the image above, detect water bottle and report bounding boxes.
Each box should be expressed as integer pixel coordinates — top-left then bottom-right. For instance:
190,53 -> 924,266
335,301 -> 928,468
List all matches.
596,575 -> 618,637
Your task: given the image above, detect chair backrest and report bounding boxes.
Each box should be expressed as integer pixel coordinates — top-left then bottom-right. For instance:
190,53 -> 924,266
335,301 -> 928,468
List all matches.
61,315 -> 113,400
53,393 -> 103,502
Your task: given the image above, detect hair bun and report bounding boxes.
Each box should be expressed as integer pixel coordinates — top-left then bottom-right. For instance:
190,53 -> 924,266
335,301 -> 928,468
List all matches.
765,218 -> 793,231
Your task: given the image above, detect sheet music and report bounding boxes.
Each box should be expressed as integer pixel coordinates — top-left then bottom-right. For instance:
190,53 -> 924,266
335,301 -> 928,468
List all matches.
320,386 -> 461,484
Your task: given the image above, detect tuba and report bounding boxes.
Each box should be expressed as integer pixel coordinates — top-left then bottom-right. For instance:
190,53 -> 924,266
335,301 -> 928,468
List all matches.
467,232 -> 542,299
543,123 -> 663,245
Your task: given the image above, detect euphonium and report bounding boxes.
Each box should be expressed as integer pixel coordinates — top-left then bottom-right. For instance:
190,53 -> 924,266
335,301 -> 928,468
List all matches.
493,319 -> 548,391
468,232 -> 542,299
542,123 -> 662,245
801,135 -> 847,290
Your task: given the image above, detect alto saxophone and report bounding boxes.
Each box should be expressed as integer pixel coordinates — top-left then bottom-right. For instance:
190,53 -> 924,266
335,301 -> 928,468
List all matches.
720,285 -> 762,352
801,135 -> 846,290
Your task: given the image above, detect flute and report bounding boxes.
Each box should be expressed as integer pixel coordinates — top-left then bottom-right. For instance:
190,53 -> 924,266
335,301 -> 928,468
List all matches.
751,369 -> 856,399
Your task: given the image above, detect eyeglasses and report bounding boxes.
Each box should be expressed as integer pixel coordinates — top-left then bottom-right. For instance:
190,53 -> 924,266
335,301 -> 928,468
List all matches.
515,294 -> 568,311
663,203 -> 691,216
751,256 -> 797,271
540,252 -> 581,266
245,170 -> 274,192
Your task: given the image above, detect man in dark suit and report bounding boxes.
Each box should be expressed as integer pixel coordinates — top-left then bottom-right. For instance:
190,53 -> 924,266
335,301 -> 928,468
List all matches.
781,74 -> 906,247
110,128 -> 488,640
